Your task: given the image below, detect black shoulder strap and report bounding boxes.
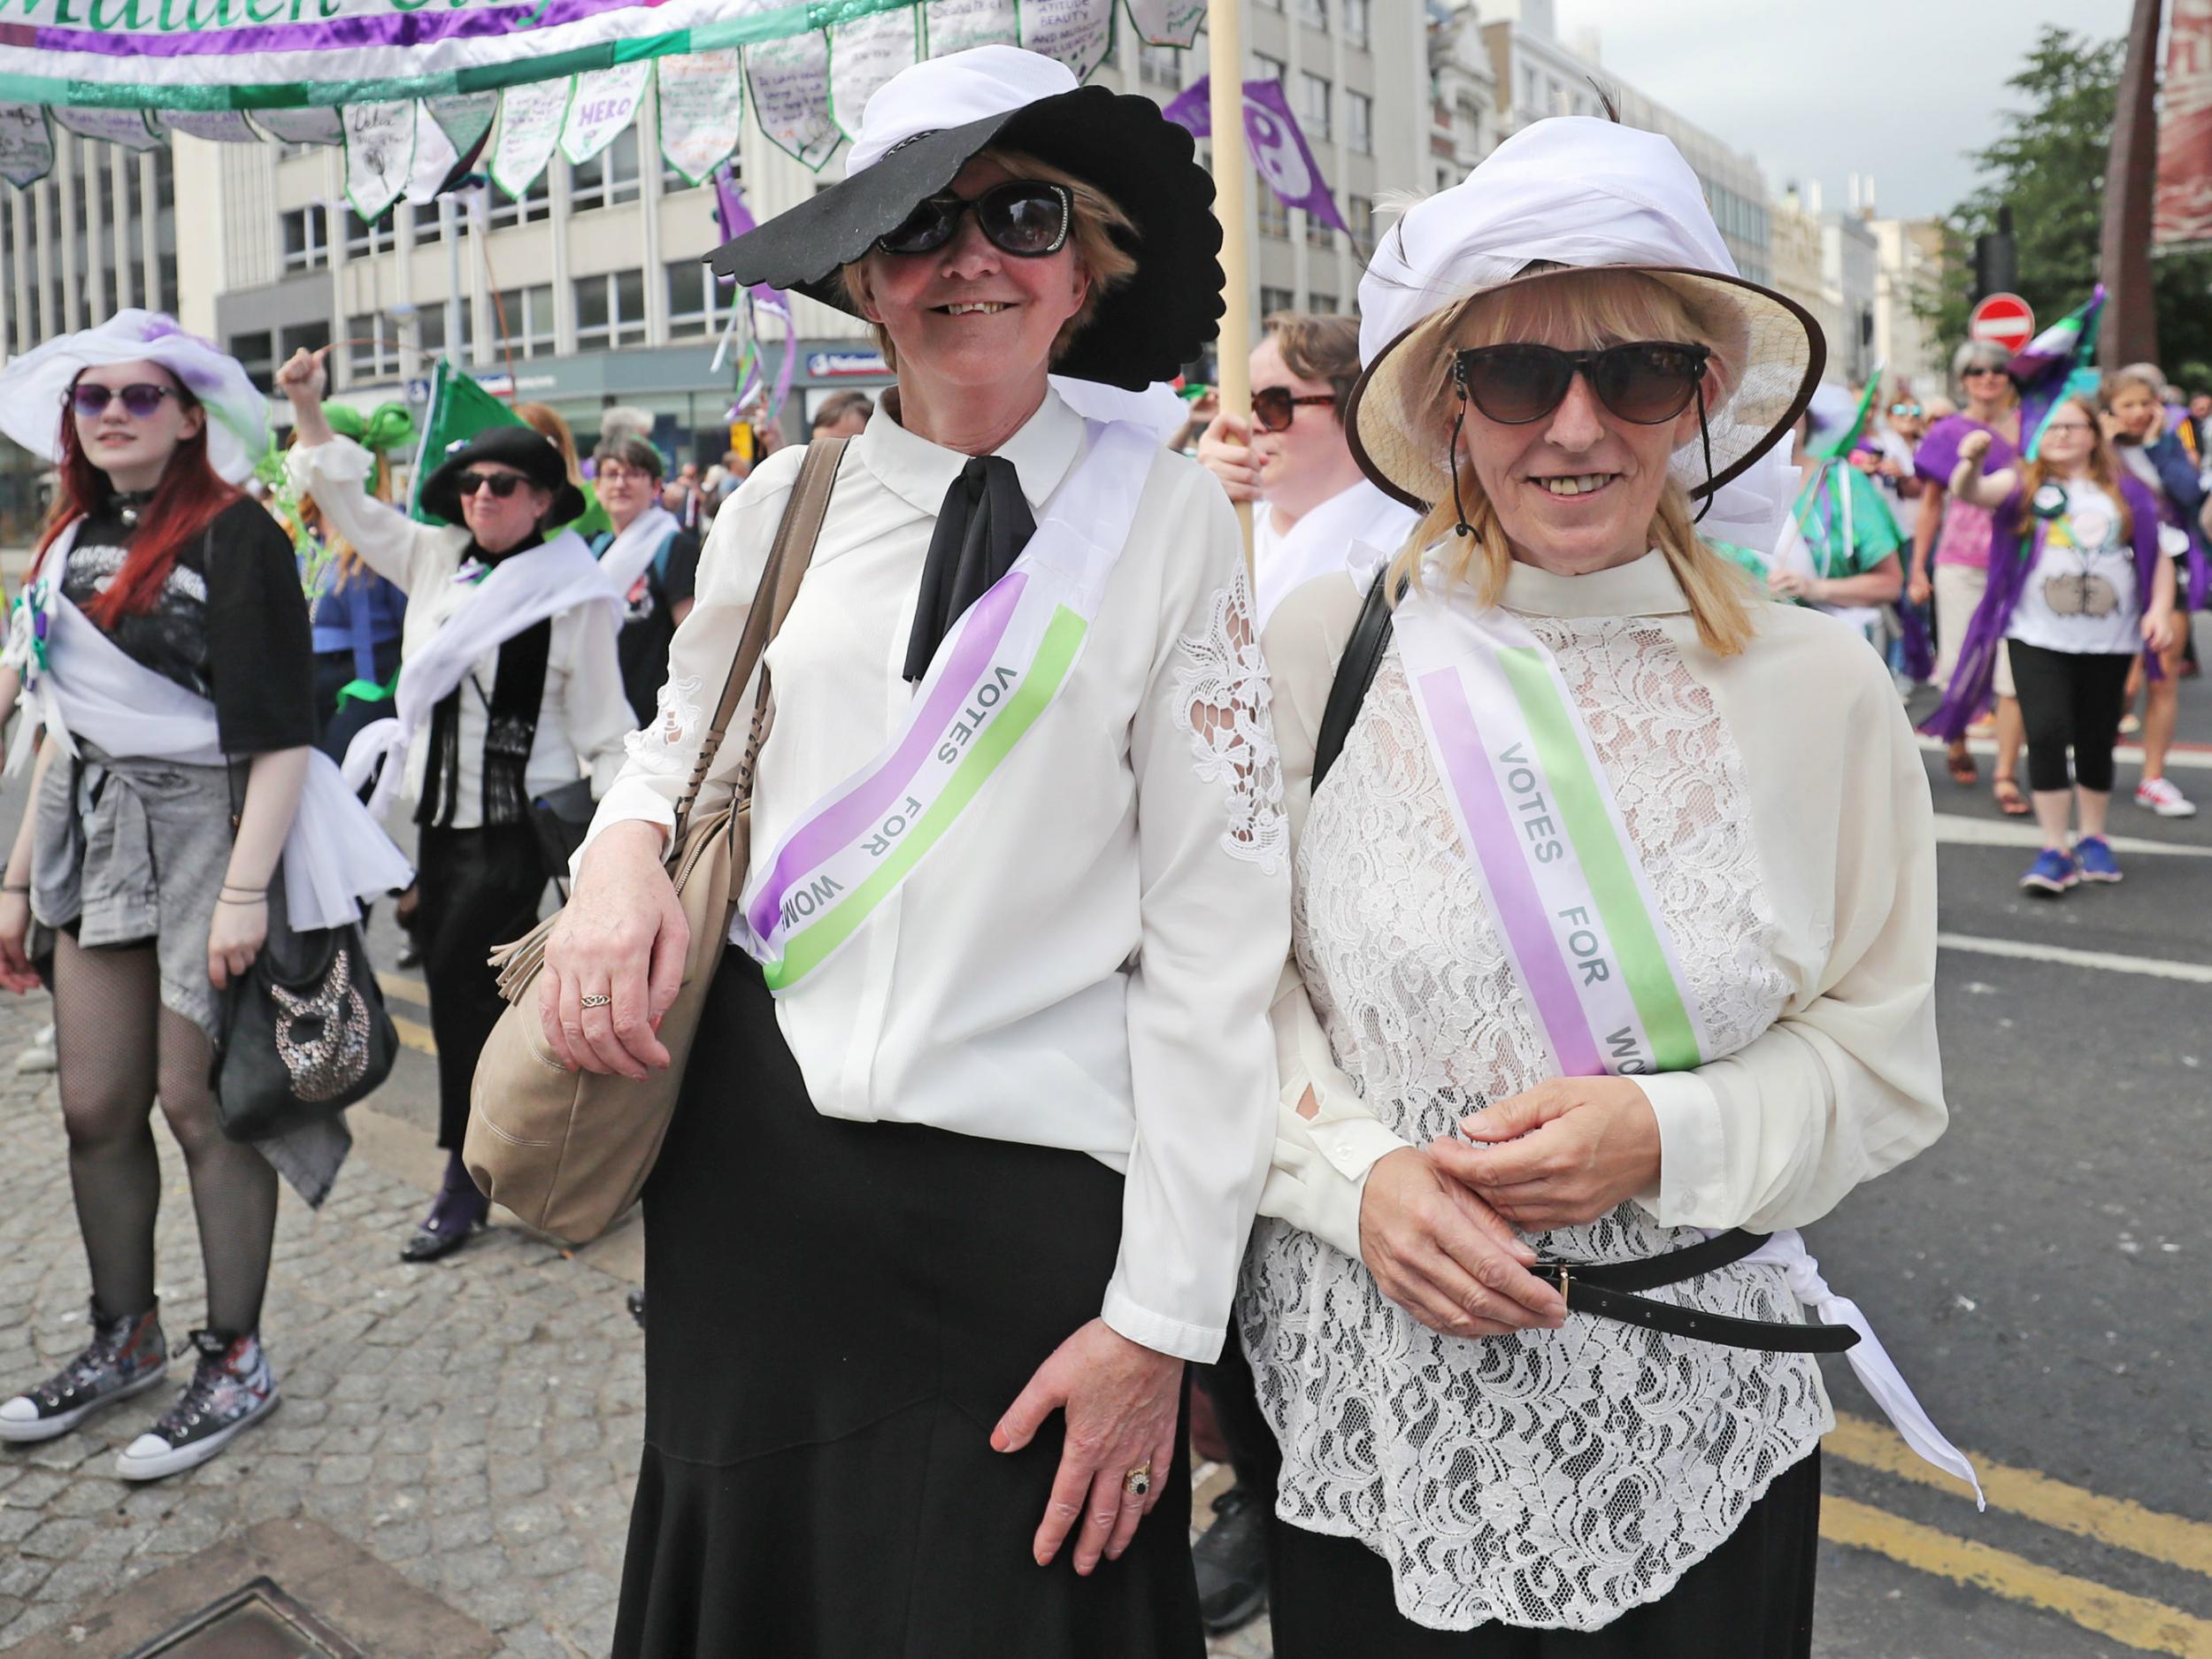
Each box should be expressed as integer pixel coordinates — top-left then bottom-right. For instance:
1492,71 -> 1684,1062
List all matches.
1312,567 -> 1401,791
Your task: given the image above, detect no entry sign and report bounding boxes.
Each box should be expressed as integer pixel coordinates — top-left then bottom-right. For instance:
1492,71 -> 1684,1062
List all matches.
1969,292 -> 2036,353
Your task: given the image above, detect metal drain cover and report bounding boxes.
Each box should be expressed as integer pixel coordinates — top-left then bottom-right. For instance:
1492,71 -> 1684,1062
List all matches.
120,1577 -> 365,1659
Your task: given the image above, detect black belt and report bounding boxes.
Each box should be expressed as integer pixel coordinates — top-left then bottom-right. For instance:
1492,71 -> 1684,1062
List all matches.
1533,1229 -> 1860,1355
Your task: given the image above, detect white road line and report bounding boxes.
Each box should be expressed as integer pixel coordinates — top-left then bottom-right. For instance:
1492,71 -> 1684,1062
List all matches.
1939,932 -> 2212,984
1917,734 -> 2212,772
1932,813 -> 2212,858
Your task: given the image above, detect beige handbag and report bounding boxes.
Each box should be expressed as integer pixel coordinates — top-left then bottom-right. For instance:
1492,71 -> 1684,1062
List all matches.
463,437 -> 847,1244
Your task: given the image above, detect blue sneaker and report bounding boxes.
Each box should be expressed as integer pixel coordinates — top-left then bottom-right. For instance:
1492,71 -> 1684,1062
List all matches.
2021,848 -> 2078,896
2073,835 -> 2123,883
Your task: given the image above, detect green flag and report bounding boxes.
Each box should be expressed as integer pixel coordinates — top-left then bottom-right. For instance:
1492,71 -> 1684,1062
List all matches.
408,357 -> 527,525
1809,375 -> 1882,463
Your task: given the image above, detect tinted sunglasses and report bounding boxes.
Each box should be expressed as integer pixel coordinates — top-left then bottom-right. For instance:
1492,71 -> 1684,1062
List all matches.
1890,403 -> 1924,417
1961,365 -> 2010,379
876,180 -> 1074,257
1252,386 -> 1336,433
1451,342 -> 1712,426
455,470 -> 529,499
69,382 -> 176,419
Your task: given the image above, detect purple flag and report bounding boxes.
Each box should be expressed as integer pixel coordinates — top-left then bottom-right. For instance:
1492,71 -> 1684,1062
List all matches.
711,164 -> 795,422
1161,74 -> 1348,234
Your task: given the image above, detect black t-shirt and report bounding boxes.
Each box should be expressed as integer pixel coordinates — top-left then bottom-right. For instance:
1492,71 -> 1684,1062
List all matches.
599,526 -> 702,726
63,495 -> 316,756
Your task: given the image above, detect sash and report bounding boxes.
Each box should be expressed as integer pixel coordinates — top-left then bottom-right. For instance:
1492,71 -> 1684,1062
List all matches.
4,523 -> 413,931
340,529 -> 619,819
593,504 -> 681,603
736,420 -> 1153,995
1394,580 -> 1710,1079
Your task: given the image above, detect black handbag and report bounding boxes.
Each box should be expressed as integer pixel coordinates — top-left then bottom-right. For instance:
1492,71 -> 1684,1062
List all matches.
214,871 -> 399,1143
528,776 -> 598,886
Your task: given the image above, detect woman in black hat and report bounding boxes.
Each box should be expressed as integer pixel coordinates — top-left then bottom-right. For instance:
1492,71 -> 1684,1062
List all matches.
540,45 -> 1280,1659
278,349 -> 633,1263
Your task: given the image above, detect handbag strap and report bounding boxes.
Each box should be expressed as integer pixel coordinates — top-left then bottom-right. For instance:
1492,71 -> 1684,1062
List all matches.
668,436 -> 849,848
1312,565 -> 1402,792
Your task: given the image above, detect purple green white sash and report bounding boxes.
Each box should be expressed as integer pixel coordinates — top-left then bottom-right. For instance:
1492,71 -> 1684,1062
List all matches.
1394,583 -> 1709,1078
736,420 -> 1153,995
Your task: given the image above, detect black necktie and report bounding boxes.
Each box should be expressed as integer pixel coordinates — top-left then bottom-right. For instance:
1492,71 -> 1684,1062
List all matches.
903,455 -> 1036,683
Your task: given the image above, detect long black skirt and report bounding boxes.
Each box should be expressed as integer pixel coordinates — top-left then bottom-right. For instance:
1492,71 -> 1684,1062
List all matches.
613,956 -> 1203,1659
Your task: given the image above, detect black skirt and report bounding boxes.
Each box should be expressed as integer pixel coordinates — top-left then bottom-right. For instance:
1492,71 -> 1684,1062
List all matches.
614,956 -> 1203,1659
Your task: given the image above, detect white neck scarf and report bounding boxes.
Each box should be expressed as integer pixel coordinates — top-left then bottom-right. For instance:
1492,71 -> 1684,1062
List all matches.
594,505 -> 681,601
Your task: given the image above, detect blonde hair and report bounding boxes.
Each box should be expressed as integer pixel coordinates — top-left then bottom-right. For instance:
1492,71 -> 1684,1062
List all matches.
1389,267 -> 1756,657
838,146 -> 1138,373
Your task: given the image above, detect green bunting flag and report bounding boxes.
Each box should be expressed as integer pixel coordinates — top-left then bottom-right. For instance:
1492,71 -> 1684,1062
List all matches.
408,357 -> 527,525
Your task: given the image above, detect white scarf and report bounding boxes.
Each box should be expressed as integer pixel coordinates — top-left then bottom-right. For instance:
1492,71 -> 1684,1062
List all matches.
5,522 -> 413,930
341,530 -> 619,818
593,505 -> 681,602
1253,480 -> 1418,626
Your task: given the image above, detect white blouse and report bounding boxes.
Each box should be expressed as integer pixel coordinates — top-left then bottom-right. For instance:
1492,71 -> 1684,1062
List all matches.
288,438 -> 634,826
1248,552 -> 1947,1629
583,389 -> 1288,1364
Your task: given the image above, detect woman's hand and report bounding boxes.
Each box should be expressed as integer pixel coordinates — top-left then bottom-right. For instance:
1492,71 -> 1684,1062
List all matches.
207,895 -> 267,991
1766,568 -> 1816,603
538,819 -> 686,1079
1428,1076 -> 1663,1233
1956,429 -> 1993,467
1358,1147 -> 1564,1338
993,1318 -> 1183,1577
1195,410 -> 1263,503
1907,565 -> 1933,608
2143,605 -> 2184,657
274,345 -> 328,408
0,891 -> 39,995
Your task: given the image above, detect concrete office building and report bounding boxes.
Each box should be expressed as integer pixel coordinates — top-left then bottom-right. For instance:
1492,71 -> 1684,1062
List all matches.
1871,213 -> 1947,399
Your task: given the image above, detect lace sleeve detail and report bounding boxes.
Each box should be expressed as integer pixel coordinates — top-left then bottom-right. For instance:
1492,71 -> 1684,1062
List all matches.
1171,566 -> 1287,872
621,673 -> 705,777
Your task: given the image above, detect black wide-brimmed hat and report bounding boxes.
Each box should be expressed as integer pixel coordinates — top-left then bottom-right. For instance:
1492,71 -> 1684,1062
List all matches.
710,46 -> 1224,392
421,425 -> 586,527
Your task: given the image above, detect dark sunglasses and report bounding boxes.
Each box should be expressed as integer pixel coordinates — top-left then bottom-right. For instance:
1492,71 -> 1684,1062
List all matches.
1961,365 -> 2010,379
876,180 -> 1075,258
1451,342 -> 1712,426
455,470 -> 529,499
1252,386 -> 1336,433
69,382 -> 176,419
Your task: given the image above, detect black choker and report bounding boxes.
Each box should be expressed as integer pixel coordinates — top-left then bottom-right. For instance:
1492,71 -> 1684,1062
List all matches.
111,489 -> 156,529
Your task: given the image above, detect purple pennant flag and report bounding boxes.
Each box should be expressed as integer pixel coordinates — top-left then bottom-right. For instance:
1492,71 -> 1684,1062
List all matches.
1161,74 -> 1348,234
710,164 -> 795,422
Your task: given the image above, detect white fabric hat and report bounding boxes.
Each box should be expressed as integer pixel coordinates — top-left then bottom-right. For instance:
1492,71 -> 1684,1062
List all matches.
845,45 -> 1079,177
1348,118 -> 1820,549
0,310 -> 271,486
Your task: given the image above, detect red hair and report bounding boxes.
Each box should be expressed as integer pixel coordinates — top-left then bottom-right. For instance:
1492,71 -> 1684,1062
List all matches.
33,371 -> 241,628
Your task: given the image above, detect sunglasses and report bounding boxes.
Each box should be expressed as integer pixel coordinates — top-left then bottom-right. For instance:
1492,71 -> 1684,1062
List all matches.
1451,342 -> 1712,426
69,382 -> 176,419
1890,403 -> 1923,417
1252,387 -> 1336,433
1962,365 -> 2010,380
876,180 -> 1075,258
455,470 -> 530,499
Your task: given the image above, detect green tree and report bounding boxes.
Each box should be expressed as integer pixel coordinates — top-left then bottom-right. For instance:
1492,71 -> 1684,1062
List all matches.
1919,26 -> 2212,388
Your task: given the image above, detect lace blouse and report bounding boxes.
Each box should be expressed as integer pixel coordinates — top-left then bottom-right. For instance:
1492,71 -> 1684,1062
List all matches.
1246,553 -> 1946,1629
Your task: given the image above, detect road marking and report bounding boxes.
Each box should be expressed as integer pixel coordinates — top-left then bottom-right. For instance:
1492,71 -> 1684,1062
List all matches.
1919,735 -> 2212,772
1827,1413 -> 2212,1579
383,971 -> 428,1005
391,1012 -> 436,1056
1822,1495 -> 2212,1657
1932,813 -> 2212,858
1939,932 -> 2212,985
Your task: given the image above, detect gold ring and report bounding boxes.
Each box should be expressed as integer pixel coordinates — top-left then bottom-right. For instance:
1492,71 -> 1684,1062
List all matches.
1122,1463 -> 1152,1500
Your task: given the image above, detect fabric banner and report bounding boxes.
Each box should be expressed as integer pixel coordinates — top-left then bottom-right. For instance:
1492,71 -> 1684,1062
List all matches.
159,110 -> 261,142
2156,0 -> 2212,252
747,28 -> 842,170
54,106 -> 163,150
1021,0 -> 1115,80
656,49 -> 747,186
343,100 -> 417,221
405,105 -> 460,205
1164,75 -> 1349,234
924,0 -> 1018,58
0,104 -> 54,188
250,106 -> 344,145
827,8 -> 922,142
1123,0 -> 1203,47
560,60 -> 650,166
425,91 -> 499,158
490,77 -> 571,199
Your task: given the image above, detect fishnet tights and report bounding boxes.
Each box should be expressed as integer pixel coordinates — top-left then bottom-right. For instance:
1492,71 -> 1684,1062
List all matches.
52,933 -> 277,1336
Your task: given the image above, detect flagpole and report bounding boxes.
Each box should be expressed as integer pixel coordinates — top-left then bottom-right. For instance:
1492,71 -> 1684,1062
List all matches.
1207,0 -> 1255,578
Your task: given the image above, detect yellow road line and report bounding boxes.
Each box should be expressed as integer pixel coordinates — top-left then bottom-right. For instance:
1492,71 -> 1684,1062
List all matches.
382,971 -> 429,1006
1827,1413 -> 2212,1580
390,1012 -> 436,1056
1822,1495 -> 2212,1657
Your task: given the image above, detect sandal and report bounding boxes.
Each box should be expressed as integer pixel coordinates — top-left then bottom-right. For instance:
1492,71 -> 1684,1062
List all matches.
1946,748 -> 1979,787
1993,779 -> 2030,817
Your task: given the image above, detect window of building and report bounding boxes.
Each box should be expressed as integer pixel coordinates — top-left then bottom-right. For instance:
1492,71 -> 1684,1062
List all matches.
1308,291 -> 1338,314
153,149 -> 173,213
1254,52 -> 1286,88
344,206 -> 396,257
1521,65 -> 1538,111
493,283 -> 557,356
485,171 -> 551,227
1347,90 -> 1372,155
1304,210 -> 1333,250
1301,73 -> 1331,140
573,268 -> 647,349
157,253 -> 180,318
416,301 -> 473,359
1342,0 -> 1369,44
569,127 -> 643,211
1259,285 -> 1296,319
1348,193 -> 1375,256
1257,188 -> 1288,239
347,311 -> 402,381
230,331 -> 274,394
1255,0 -> 1282,11
278,321 -> 331,367
1138,42 -> 1181,88
666,257 -> 727,339
280,205 -> 330,273
1296,0 -> 1327,28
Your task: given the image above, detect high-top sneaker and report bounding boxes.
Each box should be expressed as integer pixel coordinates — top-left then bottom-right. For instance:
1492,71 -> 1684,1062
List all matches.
0,1302 -> 166,1442
114,1329 -> 280,1481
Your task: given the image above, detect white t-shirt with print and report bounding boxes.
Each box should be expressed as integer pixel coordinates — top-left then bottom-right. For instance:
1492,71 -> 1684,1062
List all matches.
2007,480 -> 2151,657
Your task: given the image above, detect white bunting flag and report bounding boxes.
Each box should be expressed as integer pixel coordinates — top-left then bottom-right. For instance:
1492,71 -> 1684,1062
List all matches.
343,100 -> 417,221
925,0 -> 1018,58
250,106 -> 345,146
560,61 -> 651,167
828,9 -> 921,142
54,107 -> 164,150
0,104 -> 55,188
490,78 -> 572,199
746,30 -> 842,171
656,50 -> 747,187
1022,0 -> 1116,80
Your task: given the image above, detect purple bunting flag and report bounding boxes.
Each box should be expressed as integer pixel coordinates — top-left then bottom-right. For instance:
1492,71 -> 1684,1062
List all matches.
1161,74 -> 1349,234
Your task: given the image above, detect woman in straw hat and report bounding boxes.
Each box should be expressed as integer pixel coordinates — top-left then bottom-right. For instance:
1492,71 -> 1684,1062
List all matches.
543,46 -> 1282,1656
1242,119 -> 1971,1653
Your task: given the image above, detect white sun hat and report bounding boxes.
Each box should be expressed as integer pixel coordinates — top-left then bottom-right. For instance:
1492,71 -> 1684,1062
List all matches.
1347,118 -> 1821,550
0,310 -> 271,485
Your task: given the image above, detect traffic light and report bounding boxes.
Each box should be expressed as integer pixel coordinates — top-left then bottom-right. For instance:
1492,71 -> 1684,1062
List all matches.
1972,204 -> 2017,304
